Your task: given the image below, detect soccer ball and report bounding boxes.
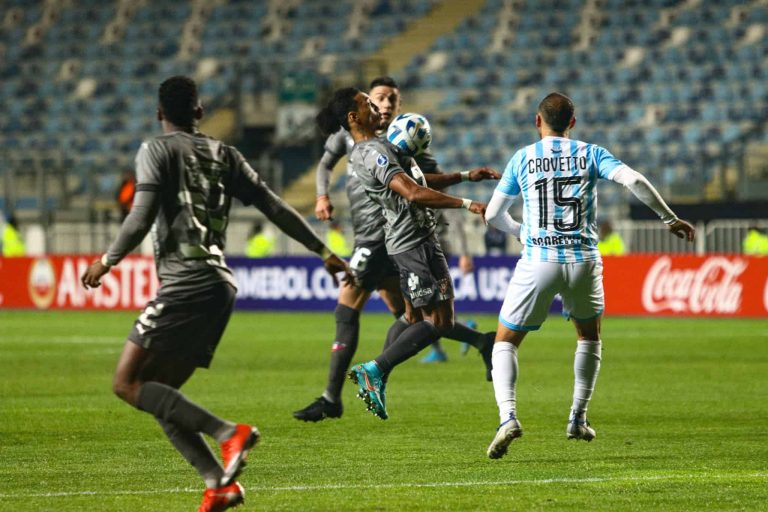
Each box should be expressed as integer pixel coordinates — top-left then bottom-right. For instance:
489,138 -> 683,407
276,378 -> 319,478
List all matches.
386,113 -> 432,156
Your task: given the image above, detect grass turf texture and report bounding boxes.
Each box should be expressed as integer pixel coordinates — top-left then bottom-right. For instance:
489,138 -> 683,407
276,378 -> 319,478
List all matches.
0,311 -> 766,511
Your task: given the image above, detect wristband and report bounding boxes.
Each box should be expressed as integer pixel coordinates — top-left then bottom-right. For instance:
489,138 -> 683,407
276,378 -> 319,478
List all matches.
100,254 -> 112,267
460,171 -> 471,182
461,198 -> 472,210
662,215 -> 679,225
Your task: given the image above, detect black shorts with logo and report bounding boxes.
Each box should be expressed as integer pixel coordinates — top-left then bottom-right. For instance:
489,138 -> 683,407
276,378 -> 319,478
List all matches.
349,240 -> 400,291
391,236 -> 454,309
127,281 -> 237,368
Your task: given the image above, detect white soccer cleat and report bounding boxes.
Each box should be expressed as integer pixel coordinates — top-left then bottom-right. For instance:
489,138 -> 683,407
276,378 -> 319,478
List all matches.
487,416 -> 523,459
567,411 -> 596,441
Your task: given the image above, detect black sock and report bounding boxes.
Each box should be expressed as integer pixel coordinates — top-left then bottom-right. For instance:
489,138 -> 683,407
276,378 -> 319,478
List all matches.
382,315 -> 410,351
375,321 -> 440,374
325,304 -> 360,401
156,418 -> 223,488
137,382 -> 233,440
444,320 -> 485,349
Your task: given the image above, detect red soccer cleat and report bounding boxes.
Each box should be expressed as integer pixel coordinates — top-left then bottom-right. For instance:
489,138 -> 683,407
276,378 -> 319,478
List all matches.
198,482 -> 245,512
219,424 -> 260,486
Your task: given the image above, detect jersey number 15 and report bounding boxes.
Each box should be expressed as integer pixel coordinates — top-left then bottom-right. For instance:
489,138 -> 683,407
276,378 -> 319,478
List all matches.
533,176 -> 583,231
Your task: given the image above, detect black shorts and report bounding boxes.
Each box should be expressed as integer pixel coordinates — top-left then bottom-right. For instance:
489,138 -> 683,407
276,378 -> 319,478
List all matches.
391,236 -> 454,309
127,281 -> 237,368
349,240 -> 400,291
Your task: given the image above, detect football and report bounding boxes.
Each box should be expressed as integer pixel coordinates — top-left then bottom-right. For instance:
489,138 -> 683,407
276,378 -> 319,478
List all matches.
386,112 -> 432,156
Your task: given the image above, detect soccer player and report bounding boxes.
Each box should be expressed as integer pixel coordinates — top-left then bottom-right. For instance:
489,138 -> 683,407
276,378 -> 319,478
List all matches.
294,77 -> 497,422
80,76 -> 350,511
316,87 -> 488,420
484,92 -> 695,459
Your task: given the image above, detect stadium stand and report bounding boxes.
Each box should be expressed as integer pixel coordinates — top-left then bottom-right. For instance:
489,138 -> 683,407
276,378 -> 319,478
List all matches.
0,0 -> 766,254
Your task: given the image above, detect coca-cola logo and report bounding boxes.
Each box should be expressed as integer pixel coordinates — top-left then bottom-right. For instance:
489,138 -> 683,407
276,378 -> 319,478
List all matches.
641,256 -> 746,314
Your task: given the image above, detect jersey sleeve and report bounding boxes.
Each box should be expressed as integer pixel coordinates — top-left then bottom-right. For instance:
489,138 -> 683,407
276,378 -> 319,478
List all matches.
495,149 -> 523,197
593,145 -> 627,180
226,148 -> 269,205
324,128 -> 351,157
367,143 -> 405,187
414,150 -> 441,174
134,140 -> 165,191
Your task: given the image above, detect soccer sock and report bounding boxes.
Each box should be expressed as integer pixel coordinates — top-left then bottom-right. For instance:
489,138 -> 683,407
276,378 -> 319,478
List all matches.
443,320 -> 486,349
324,304 -> 360,402
571,339 -> 602,413
374,320 -> 440,374
156,418 -> 223,489
491,342 -> 518,423
382,314 -> 410,352
137,382 -> 235,442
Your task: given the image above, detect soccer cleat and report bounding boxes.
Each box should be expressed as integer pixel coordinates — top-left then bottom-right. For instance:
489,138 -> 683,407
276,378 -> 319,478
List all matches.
219,424 -> 260,487
347,362 -> 388,420
419,347 -> 448,363
292,397 -> 343,422
198,481 -> 244,512
480,332 -> 495,382
567,411 -> 596,441
487,416 -> 523,459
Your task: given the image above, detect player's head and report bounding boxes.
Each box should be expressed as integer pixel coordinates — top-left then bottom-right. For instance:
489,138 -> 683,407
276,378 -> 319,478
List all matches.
158,76 -> 203,129
536,92 -> 576,136
316,87 -> 380,137
369,76 -> 401,128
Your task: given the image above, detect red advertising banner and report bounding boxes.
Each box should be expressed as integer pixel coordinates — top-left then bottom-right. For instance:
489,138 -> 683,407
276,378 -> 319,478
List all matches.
602,255 -> 768,317
1,254 -> 767,317
0,255 -> 158,310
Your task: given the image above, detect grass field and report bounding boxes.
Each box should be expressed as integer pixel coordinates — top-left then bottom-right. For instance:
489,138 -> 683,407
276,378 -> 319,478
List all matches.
0,310 -> 766,511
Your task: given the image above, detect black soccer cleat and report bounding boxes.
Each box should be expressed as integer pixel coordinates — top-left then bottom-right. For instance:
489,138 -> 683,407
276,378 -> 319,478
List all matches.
293,397 -> 343,422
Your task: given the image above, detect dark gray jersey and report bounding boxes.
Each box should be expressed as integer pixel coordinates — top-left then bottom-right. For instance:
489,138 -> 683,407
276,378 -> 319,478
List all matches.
352,138 -> 436,255
113,132 -> 279,292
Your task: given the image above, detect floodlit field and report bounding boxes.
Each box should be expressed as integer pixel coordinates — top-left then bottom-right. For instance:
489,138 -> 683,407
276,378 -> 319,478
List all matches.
0,311 -> 766,511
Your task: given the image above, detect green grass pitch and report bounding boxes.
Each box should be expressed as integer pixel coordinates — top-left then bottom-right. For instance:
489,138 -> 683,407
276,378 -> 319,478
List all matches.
0,310 -> 766,511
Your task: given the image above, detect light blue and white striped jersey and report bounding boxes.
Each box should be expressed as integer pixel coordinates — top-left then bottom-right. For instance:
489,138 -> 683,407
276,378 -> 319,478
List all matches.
496,136 -> 625,263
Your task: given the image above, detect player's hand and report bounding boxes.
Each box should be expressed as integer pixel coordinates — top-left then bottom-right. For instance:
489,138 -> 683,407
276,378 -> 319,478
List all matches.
323,253 -> 353,287
668,219 -> 695,242
467,167 -> 501,182
458,255 -> 474,274
315,195 -> 334,221
468,201 -> 487,220
81,259 -> 111,289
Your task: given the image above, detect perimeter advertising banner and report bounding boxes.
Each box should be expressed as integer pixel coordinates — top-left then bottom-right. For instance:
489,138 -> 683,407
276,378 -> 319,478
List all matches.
1,254 -> 766,317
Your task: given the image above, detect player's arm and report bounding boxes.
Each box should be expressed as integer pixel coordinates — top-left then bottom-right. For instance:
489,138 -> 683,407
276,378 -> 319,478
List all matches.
237,158 -> 352,285
611,166 -> 695,241
81,142 -> 164,289
388,172 -> 485,216
315,130 -> 349,221
485,189 -> 522,237
423,167 -> 501,190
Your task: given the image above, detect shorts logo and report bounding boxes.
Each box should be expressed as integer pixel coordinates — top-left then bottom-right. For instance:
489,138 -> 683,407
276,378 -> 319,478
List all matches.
407,272 -> 420,291
376,153 -> 388,167
407,272 -> 432,299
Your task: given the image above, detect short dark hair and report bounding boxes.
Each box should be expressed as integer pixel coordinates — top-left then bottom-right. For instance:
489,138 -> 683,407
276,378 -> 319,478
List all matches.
538,92 -> 575,133
369,76 -> 399,90
316,87 -> 360,135
158,76 -> 198,127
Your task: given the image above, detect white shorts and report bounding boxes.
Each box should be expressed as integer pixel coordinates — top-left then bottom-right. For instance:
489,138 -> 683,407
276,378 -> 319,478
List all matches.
499,259 -> 604,331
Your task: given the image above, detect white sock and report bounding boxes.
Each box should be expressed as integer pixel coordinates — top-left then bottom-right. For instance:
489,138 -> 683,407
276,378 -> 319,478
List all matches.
491,342 -> 518,424
572,339 -> 602,413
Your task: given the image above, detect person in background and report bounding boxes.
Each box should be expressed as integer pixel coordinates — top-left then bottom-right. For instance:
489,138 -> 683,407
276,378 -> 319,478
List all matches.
597,220 -> 626,255
116,171 -> 136,221
484,225 -> 508,256
326,220 -> 352,257
743,226 -> 768,256
2,214 -> 26,257
245,220 -> 275,258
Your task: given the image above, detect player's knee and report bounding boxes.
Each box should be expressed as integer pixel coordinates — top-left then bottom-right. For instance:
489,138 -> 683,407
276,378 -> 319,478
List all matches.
434,316 -> 454,334
112,377 -> 139,405
335,304 -> 360,325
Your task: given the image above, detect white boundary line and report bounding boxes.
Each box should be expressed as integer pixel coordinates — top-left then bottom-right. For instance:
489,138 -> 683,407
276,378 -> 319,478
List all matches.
2,472 -> 766,499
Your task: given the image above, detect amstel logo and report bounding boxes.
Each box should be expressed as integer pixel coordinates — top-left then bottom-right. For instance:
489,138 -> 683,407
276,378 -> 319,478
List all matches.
28,258 -> 56,309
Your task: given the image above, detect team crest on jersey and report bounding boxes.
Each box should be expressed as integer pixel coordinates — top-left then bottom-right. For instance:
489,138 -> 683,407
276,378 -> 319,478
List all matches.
376,153 -> 388,167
